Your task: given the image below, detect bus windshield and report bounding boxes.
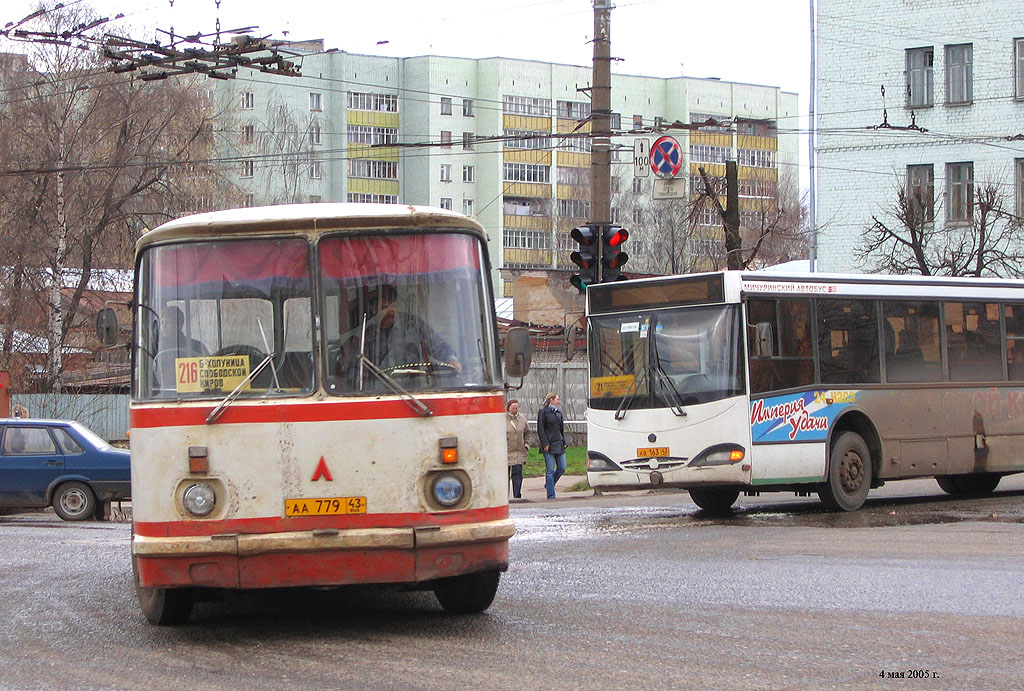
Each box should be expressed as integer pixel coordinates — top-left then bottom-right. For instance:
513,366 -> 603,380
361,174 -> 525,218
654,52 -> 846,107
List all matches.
136,237 -> 313,401
320,231 -> 498,395
588,304 -> 745,410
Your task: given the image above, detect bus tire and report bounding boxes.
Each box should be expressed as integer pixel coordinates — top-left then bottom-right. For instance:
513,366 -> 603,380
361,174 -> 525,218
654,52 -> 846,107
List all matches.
52,481 -> 97,521
689,487 -> 740,514
433,569 -> 500,614
937,473 -> 1001,497
133,556 -> 194,625
818,432 -> 871,511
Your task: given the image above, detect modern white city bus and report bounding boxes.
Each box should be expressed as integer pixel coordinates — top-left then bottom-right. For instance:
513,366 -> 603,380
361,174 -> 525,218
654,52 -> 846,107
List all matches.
583,270 -> 1024,512
99,204 -> 530,624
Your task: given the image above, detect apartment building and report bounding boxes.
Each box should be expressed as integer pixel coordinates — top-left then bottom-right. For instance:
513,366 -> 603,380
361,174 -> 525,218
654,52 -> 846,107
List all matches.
216,43 -> 798,293
815,0 -> 1024,273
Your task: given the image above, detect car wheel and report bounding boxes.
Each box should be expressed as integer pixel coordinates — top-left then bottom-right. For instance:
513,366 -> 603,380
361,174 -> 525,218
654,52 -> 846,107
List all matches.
689,487 -> 740,514
818,432 -> 872,511
133,555 -> 194,625
433,570 -> 500,614
52,481 -> 97,521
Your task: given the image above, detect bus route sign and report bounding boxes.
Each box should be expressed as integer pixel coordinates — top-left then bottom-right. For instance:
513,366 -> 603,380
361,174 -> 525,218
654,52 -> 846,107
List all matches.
651,135 -> 683,179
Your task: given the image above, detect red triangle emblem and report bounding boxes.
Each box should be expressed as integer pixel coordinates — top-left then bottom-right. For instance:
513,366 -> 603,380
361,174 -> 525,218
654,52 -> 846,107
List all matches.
311,456 -> 334,482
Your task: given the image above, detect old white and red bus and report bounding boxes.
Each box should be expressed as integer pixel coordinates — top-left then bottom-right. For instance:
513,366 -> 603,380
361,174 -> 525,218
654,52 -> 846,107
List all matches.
105,204 -> 529,624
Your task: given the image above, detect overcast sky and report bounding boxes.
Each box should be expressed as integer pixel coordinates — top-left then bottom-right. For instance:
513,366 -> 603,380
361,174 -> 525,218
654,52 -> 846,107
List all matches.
5,0 -> 811,181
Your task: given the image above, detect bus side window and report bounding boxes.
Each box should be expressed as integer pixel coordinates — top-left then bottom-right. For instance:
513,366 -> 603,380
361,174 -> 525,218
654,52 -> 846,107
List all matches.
1004,303 -> 1024,381
818,299 -> 881,385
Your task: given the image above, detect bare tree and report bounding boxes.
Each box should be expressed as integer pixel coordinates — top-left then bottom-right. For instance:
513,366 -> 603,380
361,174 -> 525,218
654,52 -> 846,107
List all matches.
857,174 -> 1024,277
0,4 -> 231,391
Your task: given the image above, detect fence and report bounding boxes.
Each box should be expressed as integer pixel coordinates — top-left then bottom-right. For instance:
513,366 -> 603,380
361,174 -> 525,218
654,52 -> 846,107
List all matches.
9,361 -> 592,447
11,393 -> 130,442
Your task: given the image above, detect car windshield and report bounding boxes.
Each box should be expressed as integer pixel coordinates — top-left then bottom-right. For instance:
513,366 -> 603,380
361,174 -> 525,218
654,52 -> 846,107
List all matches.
588,304 -> 745,410
320,231 -> 499,395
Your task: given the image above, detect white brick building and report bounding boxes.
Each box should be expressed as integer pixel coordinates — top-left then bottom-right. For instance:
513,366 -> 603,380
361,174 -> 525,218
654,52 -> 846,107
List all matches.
815,0 -> 1024,272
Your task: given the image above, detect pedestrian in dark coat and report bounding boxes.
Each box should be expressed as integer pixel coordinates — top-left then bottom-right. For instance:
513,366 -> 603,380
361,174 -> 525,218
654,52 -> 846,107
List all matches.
537,392 -> 566,499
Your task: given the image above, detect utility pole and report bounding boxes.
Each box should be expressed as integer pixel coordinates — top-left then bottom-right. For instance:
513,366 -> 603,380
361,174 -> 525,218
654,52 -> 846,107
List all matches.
590,0 -> 613,281
724,160 -> 741,269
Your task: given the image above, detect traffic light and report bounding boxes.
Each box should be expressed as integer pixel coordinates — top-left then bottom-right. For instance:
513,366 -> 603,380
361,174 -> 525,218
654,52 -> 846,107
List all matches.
600,224 -> 629,282
569,224 -> 598,293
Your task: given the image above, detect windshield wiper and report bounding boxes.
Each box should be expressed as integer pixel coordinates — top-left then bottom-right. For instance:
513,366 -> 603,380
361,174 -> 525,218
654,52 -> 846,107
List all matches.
356,312 -> 433,417
614,364 -> 649,421
206,353 -> 275,424
653,363 -> 688,417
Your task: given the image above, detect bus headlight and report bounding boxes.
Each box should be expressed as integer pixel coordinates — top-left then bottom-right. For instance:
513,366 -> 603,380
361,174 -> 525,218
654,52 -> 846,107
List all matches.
587,451 -> 621,472
431,473 -> 465,507
688,444 -> 745,467
182,482 -> 217,516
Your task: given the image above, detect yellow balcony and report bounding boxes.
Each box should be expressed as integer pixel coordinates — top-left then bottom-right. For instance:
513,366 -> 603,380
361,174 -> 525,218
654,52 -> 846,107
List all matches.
348,178 -> 400,195
347,144 -> 399,161
556,118 -> 591,134
737,135 -> 778,151
503,114 -> 552,132
503,182 -> 551,198
690,132 -> 732,147
347,111 -> 400,128
503,214 -> 552,231
503,149 -> 552,166
502,247 -> 552,267
556,151 -> 590,168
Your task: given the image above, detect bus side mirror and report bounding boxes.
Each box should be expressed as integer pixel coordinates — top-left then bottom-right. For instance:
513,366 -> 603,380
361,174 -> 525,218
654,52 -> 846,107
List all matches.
754,322 -> 774,358
504,326 -> 532,379
96,307 -> 119,347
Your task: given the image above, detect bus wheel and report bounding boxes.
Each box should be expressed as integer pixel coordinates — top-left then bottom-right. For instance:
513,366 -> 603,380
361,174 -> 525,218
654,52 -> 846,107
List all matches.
818,432 -> 872,511
133,556 -> 193,625
52,482 -> 97,521
689,487 -> 740,514
433,570 -> 501,614
937,473 -> 1001,497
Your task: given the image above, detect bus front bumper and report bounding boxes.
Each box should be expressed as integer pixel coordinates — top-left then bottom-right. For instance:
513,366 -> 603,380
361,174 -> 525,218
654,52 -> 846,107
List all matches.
133,518 -> 515,590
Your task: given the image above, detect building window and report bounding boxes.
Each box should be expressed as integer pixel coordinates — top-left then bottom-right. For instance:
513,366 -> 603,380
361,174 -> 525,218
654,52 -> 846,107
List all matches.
310,161 -> 322,179
946,162 -> 973,223
907,165 -> 935,223
440,97 -> 452,115
349,160 -> 398,179
440,163 -> 452,182
240,91 -> 254,110
463,99 -> 474,116
557,100 -> 591,120
504,129 -> 551,150
560,136 -> 591,153
463,199 -> 474,216
440,130 -> 452,148
503,162 -> 550,184
632,114 -> 644,130
1016,38 -> 1024,100
945,44 -> 973,104
309,92 -> 323,111
463,165 -> 475,183
632,208 -> 643,225
241,124 -> 255,144
632,177 -> 643,194
241,160 -> 254,178
1016,158 -> 1024,217
906,47 -> 934,107
310,195 -> 322,203
347,193 -> 398,204
557,199 -> 590,218
347,92 -> 398,112
244,194 -> 255,207
462,132 -> 474,150
610,113 -> 621,130
440,197 -> 453,210
347,125 -> 398,145
310,121 -> 322,146
502,95 -> 552,116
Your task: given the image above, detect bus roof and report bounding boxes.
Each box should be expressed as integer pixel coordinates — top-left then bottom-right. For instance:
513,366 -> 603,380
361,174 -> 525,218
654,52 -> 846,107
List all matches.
588,270 -> 1024,314
137,203 -> 487,253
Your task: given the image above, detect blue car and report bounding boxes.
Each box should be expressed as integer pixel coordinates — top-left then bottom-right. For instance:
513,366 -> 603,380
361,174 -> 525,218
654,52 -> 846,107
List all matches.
0,418 -> 131,521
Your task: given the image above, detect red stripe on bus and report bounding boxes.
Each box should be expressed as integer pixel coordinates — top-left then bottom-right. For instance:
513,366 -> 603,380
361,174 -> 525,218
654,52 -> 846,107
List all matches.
130,394 -> 504,428
134,504 -> 510,538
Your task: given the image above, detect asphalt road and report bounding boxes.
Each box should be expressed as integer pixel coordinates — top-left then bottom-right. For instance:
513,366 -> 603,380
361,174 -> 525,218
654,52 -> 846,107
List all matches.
1,476 -> 1023,690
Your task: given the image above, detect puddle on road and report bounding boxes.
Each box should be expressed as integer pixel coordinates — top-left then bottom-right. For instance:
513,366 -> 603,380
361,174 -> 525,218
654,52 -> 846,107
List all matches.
511,494 -> 1024,542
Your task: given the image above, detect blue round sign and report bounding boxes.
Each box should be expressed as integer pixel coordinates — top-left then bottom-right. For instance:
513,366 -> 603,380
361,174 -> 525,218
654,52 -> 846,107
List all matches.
651,135 -> 683,179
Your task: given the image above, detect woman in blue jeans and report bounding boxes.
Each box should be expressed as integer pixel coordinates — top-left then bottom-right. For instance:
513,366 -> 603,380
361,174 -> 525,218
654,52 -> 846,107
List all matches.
537,392 -> 567,499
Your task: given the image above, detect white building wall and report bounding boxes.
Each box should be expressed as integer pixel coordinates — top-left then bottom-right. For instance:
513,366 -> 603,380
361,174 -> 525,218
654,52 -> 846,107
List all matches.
815,0 -> 1024,273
